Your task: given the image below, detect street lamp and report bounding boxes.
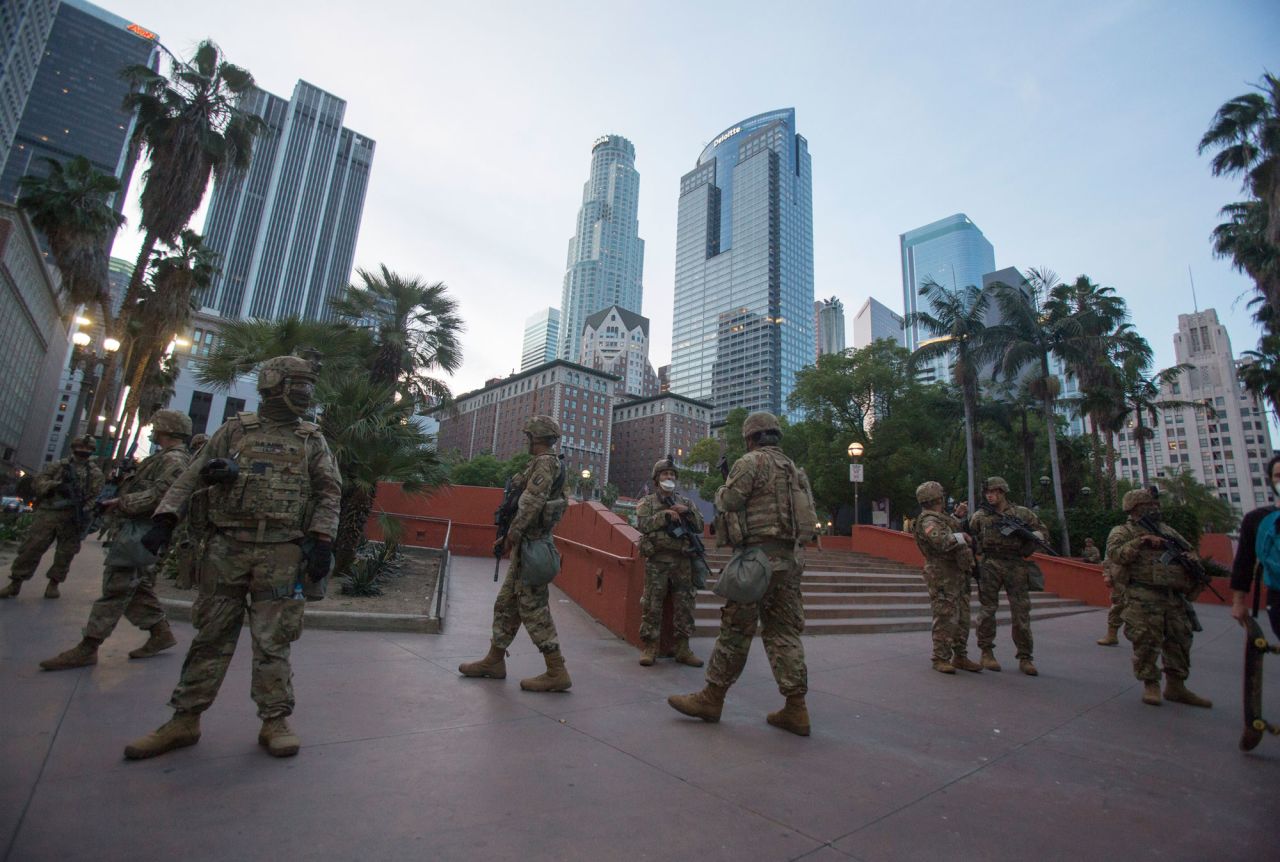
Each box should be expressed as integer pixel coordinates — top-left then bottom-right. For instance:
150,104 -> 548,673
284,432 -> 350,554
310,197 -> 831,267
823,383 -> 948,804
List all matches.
1037,475 -> 1050,508
580,468 -> 592,501
848,441 -> 864,526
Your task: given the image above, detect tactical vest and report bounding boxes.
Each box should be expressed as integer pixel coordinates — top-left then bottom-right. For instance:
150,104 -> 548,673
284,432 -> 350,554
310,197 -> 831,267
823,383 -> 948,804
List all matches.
742,448 -> 800,544
976,506 -> 1033,558
523,454 -> 567,536
915,510 -> 974,570
641,493 -> 693,556
208,413 -> 316,542
1127,527 -> 1192,593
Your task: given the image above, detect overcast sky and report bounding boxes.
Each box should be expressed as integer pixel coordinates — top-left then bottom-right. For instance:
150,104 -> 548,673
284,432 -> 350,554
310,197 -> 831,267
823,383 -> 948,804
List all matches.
104,0 -> 1279,398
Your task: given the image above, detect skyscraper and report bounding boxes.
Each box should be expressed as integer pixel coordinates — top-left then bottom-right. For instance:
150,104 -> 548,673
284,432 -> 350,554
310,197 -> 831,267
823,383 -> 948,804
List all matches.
202,80 -> 374,322
670,109 -> 814,424
1,0 -> 159,212
851,297 -> 905,350
521,307 -> 559,371
558,134 -> 644,362
579,305 -> 658,400
0,0 -> 58,160
815,296 -> 845,357
900,213 -> 994,383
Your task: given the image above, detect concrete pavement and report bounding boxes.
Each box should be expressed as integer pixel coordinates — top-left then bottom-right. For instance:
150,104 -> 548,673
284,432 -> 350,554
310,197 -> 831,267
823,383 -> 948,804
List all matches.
0,539 -> 1275,861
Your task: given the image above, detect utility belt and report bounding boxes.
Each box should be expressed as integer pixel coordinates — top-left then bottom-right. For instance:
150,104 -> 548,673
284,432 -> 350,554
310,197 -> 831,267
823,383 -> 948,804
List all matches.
213,583 -> 297,604
742,538 -> 796,552
1127,582 -> 1184,597
982,552 -> 1027,562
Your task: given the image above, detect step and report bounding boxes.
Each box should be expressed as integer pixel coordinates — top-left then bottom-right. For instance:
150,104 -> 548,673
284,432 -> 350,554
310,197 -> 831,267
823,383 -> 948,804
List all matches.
692,596 -> 1085,621
772,606 -> 1100,636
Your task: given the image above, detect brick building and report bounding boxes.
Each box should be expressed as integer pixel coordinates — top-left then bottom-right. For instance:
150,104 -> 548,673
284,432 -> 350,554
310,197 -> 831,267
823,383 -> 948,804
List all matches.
609,393 -> 713,499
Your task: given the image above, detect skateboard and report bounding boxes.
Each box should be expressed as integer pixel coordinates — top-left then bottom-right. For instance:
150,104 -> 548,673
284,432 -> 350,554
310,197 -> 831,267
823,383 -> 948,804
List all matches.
1240,615 -> 1280,752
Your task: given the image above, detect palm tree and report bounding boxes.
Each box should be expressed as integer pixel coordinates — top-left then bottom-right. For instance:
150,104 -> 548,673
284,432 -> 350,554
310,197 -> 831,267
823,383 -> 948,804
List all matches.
17,156 -> 125,324
1211,199 -> 1279,332
904,276 -> 993,512
1112,353 -> 1210,487
983,380 -> 1042,507
1238,333 -> 1280,420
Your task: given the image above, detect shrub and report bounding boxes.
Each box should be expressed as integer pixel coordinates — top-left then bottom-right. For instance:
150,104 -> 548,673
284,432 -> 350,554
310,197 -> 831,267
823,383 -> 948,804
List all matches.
340,540 -> 404,596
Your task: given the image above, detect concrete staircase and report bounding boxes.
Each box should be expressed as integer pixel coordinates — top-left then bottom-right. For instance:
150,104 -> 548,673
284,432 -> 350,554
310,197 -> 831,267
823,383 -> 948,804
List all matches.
697,547 -> 1096,635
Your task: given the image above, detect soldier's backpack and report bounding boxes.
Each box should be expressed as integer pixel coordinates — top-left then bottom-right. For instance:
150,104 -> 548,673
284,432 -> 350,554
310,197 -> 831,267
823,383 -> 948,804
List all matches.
784,461 -> 819,544
1255,510 -> 1280,590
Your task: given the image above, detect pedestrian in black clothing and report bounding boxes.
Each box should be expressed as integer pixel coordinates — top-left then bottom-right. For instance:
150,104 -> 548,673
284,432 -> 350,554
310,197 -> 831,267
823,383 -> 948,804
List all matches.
1231,455 -> 1280,638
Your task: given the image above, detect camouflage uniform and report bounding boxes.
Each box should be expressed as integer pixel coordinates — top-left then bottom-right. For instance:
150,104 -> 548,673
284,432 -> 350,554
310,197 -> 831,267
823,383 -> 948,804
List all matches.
5,454 -> 102,586
1080,543 -> 1102,564
491,451 -> 569,654
636,489 -> 704,642
970,502 -> 1045,662
1103,559 -> 1127,634
913,507 -> 975,664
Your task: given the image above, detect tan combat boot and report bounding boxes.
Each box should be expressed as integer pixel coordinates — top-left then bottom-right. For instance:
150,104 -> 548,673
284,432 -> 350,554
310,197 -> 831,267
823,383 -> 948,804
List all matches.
1096,627 -> 1119,646
129,620 -> 177,659
638,640 -> 658,667
980,649 -> 1001,672
44,580 -> 60,599
0,579 -> 21,598
124,712 -> 201,759
951,654 -> 983,673
1019,659 -> 1038,676
673,638 -> 703,668
258,717 -> 301,757
458,644 -> 507,679
521,650 -> 572,692
767,695 -> 811,736
1163,676 -> 1212,708
40,637 -> 101,671
1141,681 -> 1162,706
668,683 -> 728,722
932,658 -> 956,674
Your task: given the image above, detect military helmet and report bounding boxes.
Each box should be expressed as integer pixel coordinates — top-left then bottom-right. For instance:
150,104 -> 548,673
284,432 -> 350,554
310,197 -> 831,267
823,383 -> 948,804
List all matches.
652,457 -> 678,482
150,409 -> 192,438
257,355 -> 318,393
915,481 -> 945,505
1122,488 -> 1156,513
742,411 -> 781,440
70,435 -> 96,453
189,433 -> 209,451
523,415 -> 561,441
984,476 -> 1010,493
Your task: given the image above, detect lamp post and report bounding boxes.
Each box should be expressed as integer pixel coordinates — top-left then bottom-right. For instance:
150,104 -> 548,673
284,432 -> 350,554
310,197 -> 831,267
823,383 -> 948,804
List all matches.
580,468 -> 592,501
1038,475 -> 1050,509
848,441 -> 864,526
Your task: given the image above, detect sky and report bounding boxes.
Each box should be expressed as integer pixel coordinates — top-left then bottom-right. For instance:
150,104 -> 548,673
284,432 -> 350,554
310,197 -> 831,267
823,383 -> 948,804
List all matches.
103,0 -> 1280,399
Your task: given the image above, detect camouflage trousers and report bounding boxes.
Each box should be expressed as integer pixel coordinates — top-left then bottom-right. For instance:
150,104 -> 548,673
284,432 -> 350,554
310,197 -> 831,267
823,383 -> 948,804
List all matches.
491,561 -> 560,655
9,510 -> 82,584
706,543 -> 807,697
169,533 -> 305,719
923,564 -> 972,662
977,557 -> 1034,660
1107,585 -> 1127,632
157,520 -> 202,589
1121,586 -> 1192,682
639,553 -> 697,642
83,564 -> 166,640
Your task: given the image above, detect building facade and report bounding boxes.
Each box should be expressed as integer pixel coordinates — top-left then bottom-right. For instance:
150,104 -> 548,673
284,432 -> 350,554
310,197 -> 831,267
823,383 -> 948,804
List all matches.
609,393 -> 712,499
670,109 -> 814,424
201,80 -> 374,322
900,213 -> 995,383
436,359 -> 618,485
579,305 -> 658,401
558,134 -> 644,362
851,297 -> 905,350
0,0 -> 59,161
814,296 -> 846,357
521,307 -> 560,371
164,308 -> 259,438
1113,308 -> 1275,516
0,0 -> 158,212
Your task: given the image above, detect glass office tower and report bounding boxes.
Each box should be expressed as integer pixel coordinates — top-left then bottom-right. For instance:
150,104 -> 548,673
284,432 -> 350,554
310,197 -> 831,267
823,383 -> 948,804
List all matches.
521,307 -> 560,371
670,109 -> 814,424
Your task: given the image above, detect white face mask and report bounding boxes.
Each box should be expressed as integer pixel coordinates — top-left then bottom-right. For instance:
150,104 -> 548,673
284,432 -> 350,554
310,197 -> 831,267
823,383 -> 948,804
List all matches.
659,479 -> 676,491
1272,480 -> 1280,499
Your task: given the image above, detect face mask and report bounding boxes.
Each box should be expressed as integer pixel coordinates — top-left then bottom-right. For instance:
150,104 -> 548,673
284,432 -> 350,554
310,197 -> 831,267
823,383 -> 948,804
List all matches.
1272,481 -> 1280,499
260,395 -> 298,421
73,450 -> 91,460
659,479 -> 676,492
283,380 -> 314,415
1143,507 -> 1161,524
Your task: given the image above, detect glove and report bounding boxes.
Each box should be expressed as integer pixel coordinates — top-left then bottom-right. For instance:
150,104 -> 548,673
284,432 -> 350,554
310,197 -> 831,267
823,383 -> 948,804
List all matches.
57,482 -> 76,498
141,516 -> 177,555
200,458 -> 239,485
306,539 -> 333,583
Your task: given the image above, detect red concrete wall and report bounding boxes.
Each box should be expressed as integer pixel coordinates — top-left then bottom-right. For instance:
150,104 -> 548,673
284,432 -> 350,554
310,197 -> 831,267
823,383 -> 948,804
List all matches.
1199,533 -> 1234,568
367,483 -> 504,557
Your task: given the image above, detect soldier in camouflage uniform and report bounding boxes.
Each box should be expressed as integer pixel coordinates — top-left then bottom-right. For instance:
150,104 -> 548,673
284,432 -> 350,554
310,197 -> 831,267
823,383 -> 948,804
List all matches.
1096,558 -> 1126,646
912,481 -> 982,674
156,432 -> 211,588
635,457 -> 705,667
124,355 -> 343,759
458,415 -> 572,692
669,412 -> 816,736
1105,489 -> 1212,708
968,476 -> 1045,676
40,413 -> 192,670
1,436 -> 103,599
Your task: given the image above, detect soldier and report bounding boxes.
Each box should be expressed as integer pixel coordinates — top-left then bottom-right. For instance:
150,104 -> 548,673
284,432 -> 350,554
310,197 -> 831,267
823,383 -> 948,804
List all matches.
122,355 -> 341,759
668,412 -> 815,736
635,457 -> 705,667
912,481 -> 982,674
39,413 -> 191,669
156,433 -> 212,586
458,415 -> 572,692
968,476 -> 1045,676
1096,558 -> 1126,647
1,435 -> 103,599
1080,537 -> 1101,564
1105,489 -> 1212,708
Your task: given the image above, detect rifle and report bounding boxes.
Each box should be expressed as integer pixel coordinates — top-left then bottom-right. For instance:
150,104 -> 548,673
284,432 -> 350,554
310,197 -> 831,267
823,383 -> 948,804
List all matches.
660,492 -> 711,584
1134,511 -> 1224,635
61,463 -> 89,536
977,503 -> 1058,557
493,476 -> 521,582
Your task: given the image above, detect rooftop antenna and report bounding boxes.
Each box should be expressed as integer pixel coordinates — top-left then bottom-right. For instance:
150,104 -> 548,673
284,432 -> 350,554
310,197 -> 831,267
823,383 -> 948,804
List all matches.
1188,265 -> 1198,312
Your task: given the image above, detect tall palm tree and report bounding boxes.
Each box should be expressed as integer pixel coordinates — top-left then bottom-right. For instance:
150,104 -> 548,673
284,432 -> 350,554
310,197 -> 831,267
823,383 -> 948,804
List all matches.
1211,199 -> 1279,332
984,380 -> 1043,507
1238,333 -> 1280,420
1113,354 -> 1207,487
904,276 -> 993,512
17,156 -> 124,324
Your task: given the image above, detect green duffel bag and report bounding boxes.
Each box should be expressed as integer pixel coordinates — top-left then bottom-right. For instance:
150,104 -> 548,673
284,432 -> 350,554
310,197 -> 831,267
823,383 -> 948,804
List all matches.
519,535 -> 561,587
713,545 -> 771,603
103,518 -> 159,569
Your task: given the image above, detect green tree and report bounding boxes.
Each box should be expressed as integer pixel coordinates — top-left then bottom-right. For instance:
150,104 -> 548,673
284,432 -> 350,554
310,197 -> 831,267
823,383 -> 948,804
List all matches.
1113,353 -> 1204,486
1238,333 -> 1280,420
1154,467 -> 1237,533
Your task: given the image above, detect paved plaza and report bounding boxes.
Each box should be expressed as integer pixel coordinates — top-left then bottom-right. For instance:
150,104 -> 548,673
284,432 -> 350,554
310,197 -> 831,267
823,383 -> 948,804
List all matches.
1,540 -> 1275,861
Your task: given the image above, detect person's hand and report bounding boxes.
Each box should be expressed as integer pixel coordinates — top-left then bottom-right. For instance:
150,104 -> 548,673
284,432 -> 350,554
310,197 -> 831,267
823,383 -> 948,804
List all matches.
672,504 -> 689,515
1102,574 -> 1114,588
140,517 -> 176,555
953,502 -> 968,519
663,509 -> 680,522
306,539 -> 333,582
1142,534 -> 1165,548
1231,593 -> 1250,627
502,532 -> 518,554
99,498 -> 119,511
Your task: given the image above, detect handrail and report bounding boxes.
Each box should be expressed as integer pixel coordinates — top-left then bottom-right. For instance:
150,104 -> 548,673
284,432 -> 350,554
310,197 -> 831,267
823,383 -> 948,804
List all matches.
554,534 -> 636,563
375,510 -> 455,552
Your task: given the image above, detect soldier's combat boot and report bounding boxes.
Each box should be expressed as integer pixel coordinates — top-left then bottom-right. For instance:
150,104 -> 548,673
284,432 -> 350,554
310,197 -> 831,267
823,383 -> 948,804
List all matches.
1163,676 -> 1212,708
521,650 -> 572,692
932,658 -> 956,674
766,695 -> 811,737
1141,681 -> 1162,706
458,644 -> 507,679
980,649 -> 1001,672
258,717 -> 301,757
638,640 -> 657,667
43,580 -> 60,599
0,578 -> 21,598
124,712 -> 201,760
673,638 -> 703,668
1019,659 -> 1038,676
951,654 -> 983,673
668,682 -> 728,722
39,637 -> 101,671
1096,627 -> 1119,646
129,620 -> 177,659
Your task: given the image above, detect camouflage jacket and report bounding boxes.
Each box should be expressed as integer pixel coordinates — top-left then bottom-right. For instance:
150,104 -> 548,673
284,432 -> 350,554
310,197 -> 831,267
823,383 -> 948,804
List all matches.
32,456 -> 103,512
157,413 -> 342,543
1080,545 -> 1101,564
1105,519 -> 1197,594
508,452 -> 568,541
113,443 -> 190,520
715,445 -> 809,545
968,503 -> 1045,559
913,509 -> 974,576
636,491 -> 705,556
